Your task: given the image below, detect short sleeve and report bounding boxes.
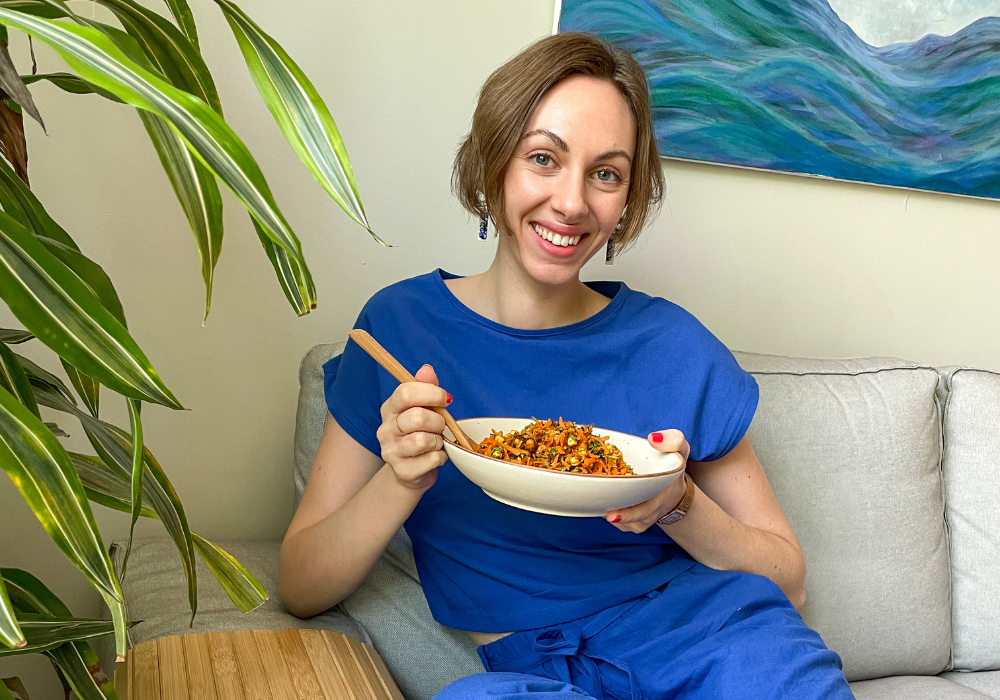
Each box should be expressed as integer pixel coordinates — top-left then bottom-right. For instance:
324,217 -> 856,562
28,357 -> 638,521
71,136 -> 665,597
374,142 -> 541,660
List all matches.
690,351 -> 759,463
323,311 -> 385,458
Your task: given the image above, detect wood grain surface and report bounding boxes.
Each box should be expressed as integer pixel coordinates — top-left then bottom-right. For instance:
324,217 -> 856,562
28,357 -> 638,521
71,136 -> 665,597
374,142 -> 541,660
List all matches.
114,629 -> 403,700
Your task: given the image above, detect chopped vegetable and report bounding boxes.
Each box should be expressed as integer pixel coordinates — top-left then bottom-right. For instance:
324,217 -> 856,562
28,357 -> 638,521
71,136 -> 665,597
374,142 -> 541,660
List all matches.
476,418 -> 634,476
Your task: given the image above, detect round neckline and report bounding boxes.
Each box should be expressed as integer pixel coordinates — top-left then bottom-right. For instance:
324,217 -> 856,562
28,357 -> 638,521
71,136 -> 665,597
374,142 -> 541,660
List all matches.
431,268 -> 628,338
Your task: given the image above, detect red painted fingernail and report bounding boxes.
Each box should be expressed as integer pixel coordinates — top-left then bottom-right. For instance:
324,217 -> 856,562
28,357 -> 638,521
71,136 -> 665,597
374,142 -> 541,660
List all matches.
446,392 -> 453,404
610,515 -> 622,523
651,432 -> 663,443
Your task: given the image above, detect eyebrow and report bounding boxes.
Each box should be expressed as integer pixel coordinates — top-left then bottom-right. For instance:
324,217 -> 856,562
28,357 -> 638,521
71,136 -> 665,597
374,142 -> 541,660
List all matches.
521,129 -> 633,164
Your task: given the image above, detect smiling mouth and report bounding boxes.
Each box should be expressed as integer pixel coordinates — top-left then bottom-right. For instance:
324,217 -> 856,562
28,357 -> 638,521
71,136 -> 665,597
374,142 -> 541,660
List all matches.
531,222 -> 585,247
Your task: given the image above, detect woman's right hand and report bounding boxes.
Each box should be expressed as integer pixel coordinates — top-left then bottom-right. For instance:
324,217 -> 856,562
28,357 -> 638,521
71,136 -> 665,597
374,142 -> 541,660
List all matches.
377,364 -> 451,491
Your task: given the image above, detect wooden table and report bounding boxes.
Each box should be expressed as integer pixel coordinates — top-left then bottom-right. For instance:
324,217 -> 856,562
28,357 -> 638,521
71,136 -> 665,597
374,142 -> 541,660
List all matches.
115,629 -> 404,700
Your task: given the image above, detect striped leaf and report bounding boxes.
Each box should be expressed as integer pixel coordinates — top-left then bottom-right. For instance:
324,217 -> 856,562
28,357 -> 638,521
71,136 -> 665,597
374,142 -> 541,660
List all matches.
253,218 -> 313,315
61,360 -> 99,417
95,0 -> 219,113
0,342 -> 37,417
0,386 -> 127,659
214,0 -> 386,246
0,210 -> 180,408
97,0 -> 228,314
20,71 -> 123,102
0,615 -> 115,657
0,575 -> 25,650
0,9 -> 315,311
163,0 -> 197,50
2,569 -> 116,700
0,151 -> 78,251
191,534 -> 266,613
139,110 -> 222,319
46,640 -> 116,700
120,398 -> 143,578
17,352 -> 74,405
69,453 -> 267,614
30,384 -> 198,622
0,31 -> 43,130
0,328 -> 32,343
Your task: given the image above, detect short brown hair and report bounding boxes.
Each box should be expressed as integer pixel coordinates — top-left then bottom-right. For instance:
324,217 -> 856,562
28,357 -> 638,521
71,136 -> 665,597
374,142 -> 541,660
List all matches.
452,32 -> 664,256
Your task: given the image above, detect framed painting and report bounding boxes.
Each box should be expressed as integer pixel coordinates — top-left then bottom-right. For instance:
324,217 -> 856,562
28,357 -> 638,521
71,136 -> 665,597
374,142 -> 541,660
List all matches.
555,0 -> 1000,200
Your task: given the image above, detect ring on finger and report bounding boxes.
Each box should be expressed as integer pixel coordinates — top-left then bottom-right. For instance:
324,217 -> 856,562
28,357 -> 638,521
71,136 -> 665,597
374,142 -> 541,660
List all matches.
393,414 -> 404,434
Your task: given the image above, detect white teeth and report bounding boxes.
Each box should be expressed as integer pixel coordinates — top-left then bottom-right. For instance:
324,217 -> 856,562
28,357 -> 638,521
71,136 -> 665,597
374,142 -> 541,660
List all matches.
532,223 -> 582,248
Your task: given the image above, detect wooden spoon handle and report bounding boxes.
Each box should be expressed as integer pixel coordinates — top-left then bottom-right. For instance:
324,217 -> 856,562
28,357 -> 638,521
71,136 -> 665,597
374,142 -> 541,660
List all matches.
347,329 -> 477,452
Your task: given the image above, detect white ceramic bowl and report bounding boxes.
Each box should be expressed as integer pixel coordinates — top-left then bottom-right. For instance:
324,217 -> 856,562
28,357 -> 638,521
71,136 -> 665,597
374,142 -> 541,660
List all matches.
443,418 -> 685,517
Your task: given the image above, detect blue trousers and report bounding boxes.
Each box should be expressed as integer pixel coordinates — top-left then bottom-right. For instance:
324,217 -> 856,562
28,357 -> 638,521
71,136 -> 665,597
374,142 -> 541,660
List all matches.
434,565 -> 855,700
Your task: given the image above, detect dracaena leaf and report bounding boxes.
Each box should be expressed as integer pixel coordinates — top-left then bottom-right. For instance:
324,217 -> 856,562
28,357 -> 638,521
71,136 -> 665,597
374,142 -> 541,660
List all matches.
163,0 -> 197,50
20,71 -> 123,102
0,615 -> 116,657
214,0 -> 386,246
0,153 -> 78,251
139,110 -> 222,319
0,210 -> 180,407
61,360 -> 99,418
0,575 -> 25,650
94,0 -> 219,113
0,34 -> 43,130
69,453 -> 267,614
0,342 -> 37,417
29,384 -> 198,623
0,9 -> 315,313
252,217 -> 313,315
0,386 -> 127,659
120,398 -> 143,579
0,328 -> 32,343
1,569 -> 117,700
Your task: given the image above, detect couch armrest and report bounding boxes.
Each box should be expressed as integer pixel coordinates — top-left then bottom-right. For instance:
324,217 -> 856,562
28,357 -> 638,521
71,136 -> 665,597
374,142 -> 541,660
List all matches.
95,538 -> 368,672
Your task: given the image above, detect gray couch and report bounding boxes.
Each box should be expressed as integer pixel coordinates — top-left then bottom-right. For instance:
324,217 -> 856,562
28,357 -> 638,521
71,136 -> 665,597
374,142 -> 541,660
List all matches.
112,342 -> 1000,700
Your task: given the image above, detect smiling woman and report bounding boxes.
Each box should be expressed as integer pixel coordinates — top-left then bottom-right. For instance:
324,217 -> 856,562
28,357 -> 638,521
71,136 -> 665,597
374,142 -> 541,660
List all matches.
279,32 -> 857,700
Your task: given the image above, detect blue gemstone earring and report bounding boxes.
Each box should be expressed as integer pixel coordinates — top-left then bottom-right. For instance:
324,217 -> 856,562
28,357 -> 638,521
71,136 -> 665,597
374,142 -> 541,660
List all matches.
479,213 -> 488,240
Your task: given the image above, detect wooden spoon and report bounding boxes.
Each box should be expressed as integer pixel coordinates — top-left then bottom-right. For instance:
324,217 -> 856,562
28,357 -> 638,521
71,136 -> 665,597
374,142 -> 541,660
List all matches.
347,329 -> 478,452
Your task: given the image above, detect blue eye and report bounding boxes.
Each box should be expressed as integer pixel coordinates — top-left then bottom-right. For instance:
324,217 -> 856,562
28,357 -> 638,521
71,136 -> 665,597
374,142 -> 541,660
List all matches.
595,169 -> 619,182
533,154 -> 551,166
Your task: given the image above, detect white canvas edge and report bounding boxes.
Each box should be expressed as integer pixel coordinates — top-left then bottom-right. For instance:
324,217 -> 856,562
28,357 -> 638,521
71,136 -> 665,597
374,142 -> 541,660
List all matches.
552,0 -> 562,35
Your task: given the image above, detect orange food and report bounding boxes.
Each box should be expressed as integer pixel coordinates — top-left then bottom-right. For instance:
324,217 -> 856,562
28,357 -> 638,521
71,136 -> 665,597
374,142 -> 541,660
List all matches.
476,418 -> 634,475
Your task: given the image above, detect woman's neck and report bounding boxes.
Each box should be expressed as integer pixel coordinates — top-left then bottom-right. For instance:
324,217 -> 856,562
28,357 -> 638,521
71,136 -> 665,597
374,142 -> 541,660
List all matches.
445,255 -> 610,330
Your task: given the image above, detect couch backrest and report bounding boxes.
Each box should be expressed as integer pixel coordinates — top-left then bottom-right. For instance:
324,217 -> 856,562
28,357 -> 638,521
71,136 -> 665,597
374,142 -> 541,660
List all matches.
937,367 -> 1000,672
732,352 -> 949,680
295,343 -> 1000,690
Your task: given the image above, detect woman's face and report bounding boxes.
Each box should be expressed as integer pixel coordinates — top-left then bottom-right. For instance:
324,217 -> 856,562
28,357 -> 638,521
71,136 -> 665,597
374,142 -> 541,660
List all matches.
501,75 -> 636,287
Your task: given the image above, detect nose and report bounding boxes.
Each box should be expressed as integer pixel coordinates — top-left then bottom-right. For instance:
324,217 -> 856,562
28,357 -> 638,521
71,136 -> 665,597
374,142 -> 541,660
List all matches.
550,168 -> 589,221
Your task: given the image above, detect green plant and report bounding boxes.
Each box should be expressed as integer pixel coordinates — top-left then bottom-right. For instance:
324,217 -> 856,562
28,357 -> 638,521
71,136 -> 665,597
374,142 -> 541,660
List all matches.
0,0 -> 379,696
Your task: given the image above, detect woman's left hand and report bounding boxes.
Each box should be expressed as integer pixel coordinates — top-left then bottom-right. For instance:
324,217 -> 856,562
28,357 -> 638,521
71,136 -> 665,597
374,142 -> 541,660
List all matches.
605,429 -> 690,533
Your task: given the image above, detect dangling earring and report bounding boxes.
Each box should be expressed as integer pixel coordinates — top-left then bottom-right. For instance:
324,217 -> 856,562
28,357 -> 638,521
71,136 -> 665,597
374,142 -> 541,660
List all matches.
606,222 -> 622,265
479,212 -> 488,240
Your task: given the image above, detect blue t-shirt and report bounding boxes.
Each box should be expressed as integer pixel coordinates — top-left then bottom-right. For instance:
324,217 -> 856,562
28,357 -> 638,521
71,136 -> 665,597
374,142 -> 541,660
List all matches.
323,269 -> 758,632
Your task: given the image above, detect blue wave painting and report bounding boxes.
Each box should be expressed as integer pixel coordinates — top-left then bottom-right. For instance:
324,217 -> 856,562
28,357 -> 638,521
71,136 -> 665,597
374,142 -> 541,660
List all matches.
558,0 -> 1000,199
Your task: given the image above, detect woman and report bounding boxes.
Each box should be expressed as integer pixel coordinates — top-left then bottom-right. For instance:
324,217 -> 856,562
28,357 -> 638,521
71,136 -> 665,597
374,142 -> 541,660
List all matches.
279,32 -> 855,699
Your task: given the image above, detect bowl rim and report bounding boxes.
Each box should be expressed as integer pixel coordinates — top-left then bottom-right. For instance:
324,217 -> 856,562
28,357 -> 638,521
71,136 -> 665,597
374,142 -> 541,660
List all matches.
444,417 -> 686,480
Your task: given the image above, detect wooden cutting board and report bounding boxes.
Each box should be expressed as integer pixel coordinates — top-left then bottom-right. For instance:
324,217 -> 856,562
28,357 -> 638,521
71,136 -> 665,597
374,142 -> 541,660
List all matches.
115,629 -> 404,700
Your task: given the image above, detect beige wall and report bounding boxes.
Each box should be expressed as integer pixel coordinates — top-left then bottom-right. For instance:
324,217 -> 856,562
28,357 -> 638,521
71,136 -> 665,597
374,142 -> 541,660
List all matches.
3,0 -> 1000,694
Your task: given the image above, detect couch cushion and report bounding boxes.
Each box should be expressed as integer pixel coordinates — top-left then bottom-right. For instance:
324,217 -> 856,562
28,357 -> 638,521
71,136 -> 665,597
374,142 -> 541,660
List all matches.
939,368 -> 1000,671
943,671 -> 1000,699
108,538 -> 366,646
733,352 -> 950,681
294,342 -> 345,507
850,676 -> 994,699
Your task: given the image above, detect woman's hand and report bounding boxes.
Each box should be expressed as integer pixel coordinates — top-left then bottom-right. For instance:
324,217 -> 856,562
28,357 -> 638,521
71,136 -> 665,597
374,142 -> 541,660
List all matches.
605,429 -> 689,533
377,364 -> 451,492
